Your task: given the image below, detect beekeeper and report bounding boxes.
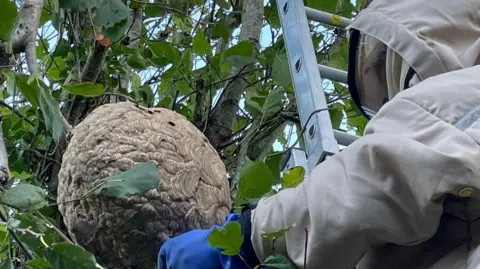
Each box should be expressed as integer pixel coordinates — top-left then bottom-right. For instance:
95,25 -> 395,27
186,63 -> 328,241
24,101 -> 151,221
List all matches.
157,0 -> 480,268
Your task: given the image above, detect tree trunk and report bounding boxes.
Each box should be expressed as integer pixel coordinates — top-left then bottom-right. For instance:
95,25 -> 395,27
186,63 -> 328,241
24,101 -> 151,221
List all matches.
204,0 -> 264,148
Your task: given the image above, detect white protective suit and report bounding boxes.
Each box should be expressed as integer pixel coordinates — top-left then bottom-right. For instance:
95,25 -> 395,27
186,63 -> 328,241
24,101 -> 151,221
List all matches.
249,0 -> 480,268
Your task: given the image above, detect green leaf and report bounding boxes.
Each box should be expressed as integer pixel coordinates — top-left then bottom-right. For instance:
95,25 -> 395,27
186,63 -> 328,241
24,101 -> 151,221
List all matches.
262,254 -> 297,269
192,30 -> 212,55
329,103 -> 344,129
25,259 -> 52,269
261,87 -> 284,120
93,161 -> 161,197
101,14 -> 132,41
38,84 -> 66,140
45,243 -> 97,269
148,41 -> 181,64
0,255 -> 14,269
59,0 -> 96,11
11,171 -> 31,180
93,0 -> 130,29
327,38 -> 349,70
207,222 -> 244,256
307,0 -> 338,13
224,41 -> 255,58
282,166 -> 305,189
261,224 -> 295,239
145,6 -> 165,17
226,55 -> 257,68
265,3 -> 281,29
127,52 -> 147,70
272,52 -> 292,88
212,22 -> 229,42
3,183 -> 47,210
62,82 -> 105,97
0,0 -> 17,40
216,0 -> 230,9
238,159 -> 276,199
3,73 -> 40,108
265,153 -> 285,183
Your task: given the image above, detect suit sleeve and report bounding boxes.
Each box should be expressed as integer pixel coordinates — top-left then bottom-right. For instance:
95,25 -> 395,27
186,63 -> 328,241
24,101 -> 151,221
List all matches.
248,67 -> 480,268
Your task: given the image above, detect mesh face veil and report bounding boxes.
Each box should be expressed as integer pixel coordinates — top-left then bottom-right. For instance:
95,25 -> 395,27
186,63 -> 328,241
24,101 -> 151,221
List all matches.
354,34 -> 390,113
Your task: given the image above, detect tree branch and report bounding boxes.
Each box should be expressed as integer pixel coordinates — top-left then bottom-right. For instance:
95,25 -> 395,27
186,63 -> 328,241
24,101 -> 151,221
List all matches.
11,0 -> 45,75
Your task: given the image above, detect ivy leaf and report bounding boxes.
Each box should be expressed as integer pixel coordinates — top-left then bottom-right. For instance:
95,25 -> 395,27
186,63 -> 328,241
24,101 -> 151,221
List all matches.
207,222 -> 244,256
226,55 -> 257,68
238,158 -> 276,199
59,0 -> 97,11
62,82 -> 105,97
3,183 -> 47,210
127,52 -> 147,70
93,0 -> 130,29
148,41 -> 181,64
262,254 -> 297,269
45,242 -> 98,269
192,30 -> 212,55
93,161 -> 161,197
39,83 -> 66,140
281,166 -> 305,189
0,0 -> 17,40
272,52 -> 292,88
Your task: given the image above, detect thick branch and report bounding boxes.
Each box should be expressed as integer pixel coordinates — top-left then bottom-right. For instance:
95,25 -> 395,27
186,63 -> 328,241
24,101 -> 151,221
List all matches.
0,114 -> 10,186
204,0 -> 264,148
11,0 -> 45,74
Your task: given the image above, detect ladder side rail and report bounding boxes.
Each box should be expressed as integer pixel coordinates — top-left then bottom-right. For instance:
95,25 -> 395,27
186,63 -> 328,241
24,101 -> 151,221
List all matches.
276,0 -> 340,171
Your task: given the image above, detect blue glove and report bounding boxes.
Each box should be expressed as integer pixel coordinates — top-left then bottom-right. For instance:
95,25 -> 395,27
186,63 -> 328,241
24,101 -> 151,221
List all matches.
157,213 -> 253,269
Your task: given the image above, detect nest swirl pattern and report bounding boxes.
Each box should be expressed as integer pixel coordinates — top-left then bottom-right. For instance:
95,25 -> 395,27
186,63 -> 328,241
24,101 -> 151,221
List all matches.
57,102 -> 231,268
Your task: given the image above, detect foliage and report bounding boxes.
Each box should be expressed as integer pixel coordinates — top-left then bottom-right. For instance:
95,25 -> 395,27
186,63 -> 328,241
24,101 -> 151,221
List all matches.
0,0 -> 367,267
92,161 -> 161,197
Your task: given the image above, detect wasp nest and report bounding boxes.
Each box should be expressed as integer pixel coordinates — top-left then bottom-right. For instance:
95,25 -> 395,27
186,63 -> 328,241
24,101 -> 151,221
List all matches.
57,102 -> 232,268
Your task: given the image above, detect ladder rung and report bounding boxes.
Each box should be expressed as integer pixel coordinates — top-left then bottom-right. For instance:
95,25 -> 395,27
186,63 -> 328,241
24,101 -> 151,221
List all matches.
333,130 -> 359,146
305,7 -> 352,28
318,64 -> 348,84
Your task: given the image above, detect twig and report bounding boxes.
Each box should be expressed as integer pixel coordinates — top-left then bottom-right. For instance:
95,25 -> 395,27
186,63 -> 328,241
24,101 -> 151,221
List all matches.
0,209 -> 34,260
280,108 -> 328,155
34,211 -> 73,244
0,100 -> 34,126
238,254 -> 253,269
103,92 -> 137,103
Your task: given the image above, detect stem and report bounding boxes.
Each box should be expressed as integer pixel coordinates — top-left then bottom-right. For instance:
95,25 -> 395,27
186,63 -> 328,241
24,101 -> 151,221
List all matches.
34,211 -> 73,244
238,253 -> 253,269
0,209 -> 34,260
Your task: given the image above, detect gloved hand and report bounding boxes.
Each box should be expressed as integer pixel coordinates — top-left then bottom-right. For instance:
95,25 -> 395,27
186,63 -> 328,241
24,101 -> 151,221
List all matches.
157,213 -> 253,269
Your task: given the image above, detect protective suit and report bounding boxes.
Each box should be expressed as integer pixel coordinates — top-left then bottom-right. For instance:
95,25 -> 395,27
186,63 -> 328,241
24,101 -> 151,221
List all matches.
158,0 -> 480,268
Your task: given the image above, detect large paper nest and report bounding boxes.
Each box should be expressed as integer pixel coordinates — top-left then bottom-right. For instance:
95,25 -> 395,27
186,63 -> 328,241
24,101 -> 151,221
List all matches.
57,102 -> 231,268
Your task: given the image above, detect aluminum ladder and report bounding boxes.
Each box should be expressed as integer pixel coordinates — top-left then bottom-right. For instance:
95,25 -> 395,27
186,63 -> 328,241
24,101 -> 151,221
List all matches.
277,0 -> 363,174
